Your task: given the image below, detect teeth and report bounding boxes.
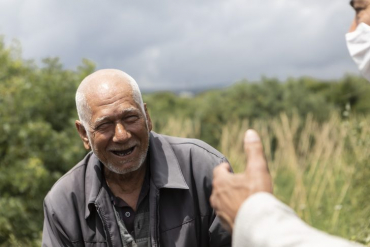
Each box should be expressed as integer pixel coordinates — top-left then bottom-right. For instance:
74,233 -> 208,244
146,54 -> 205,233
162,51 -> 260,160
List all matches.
113,147 -> 134,156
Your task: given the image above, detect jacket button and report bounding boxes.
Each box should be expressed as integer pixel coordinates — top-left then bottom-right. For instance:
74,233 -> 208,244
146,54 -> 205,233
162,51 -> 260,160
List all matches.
125,212 -> 131,217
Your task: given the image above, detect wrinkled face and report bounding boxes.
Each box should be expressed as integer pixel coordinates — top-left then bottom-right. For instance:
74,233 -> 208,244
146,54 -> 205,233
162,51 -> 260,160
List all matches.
77,82 -> 152,175
349,0 -> 370,31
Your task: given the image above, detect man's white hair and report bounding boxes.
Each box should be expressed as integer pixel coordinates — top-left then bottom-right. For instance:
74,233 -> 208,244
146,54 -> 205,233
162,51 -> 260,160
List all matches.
75,70 -> 145,128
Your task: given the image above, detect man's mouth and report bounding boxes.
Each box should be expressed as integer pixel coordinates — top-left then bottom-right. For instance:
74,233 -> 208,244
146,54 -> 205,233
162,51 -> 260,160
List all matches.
111,146 -> 135,157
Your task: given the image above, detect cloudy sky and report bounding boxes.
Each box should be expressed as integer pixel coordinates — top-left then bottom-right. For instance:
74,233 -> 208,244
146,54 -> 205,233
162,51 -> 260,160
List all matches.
0,0 -> 359,91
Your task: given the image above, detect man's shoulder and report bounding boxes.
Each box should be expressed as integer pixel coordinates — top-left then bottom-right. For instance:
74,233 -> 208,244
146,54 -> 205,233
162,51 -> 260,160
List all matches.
157,133 -> 227,164
160,134 -> 224,157
44,152 -> 92,203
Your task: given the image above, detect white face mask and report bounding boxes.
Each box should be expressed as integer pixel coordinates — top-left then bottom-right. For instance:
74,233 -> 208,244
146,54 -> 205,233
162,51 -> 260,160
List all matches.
346,22 -> 370,81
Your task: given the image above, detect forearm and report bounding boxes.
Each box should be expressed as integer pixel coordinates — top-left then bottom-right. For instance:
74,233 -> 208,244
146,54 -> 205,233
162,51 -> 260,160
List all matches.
233,192 -> 362,247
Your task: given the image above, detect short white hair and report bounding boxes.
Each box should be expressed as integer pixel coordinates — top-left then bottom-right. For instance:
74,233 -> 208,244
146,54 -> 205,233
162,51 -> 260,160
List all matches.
75,70 -> 145,128
125,73 -> 145,114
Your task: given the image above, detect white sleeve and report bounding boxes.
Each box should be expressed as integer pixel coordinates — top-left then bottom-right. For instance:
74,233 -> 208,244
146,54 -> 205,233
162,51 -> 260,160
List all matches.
233,192 -> 363,247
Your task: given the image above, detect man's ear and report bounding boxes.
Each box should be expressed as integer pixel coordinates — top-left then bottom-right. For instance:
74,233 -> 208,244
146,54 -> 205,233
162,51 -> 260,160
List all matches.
75,120 -> 91,150
144,103 -> 153,132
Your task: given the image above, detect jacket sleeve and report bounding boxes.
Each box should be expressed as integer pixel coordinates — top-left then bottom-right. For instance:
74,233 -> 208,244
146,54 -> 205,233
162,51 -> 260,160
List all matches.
209,214 -> 232,247
42,198 -> 73,247
233,192 -> 363,247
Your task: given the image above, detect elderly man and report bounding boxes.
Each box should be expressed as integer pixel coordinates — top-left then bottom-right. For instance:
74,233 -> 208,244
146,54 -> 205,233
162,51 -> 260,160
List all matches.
210,2 -> 370,246
42,69 -> 231,247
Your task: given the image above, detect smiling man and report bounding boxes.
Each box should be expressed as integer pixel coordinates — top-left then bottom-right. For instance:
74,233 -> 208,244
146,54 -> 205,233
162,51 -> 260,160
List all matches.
42,69 -> 231,247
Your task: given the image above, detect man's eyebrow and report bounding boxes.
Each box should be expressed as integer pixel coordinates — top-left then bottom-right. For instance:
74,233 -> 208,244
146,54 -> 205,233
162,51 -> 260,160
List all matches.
92,116 -> 111,128
122,107 -> 140,114
119,107 -> 141,116
350,0 -> 368,8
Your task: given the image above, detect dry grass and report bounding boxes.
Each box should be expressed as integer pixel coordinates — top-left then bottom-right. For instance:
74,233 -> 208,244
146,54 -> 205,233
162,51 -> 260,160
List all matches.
154,113 -> 370,245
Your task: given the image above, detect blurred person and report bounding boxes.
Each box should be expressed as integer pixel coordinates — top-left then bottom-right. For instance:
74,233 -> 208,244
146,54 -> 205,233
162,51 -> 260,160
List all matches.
210,130 -> 363,247
346,0 -> 370,81
210,2 -> 370,246
42,69 -> 231,247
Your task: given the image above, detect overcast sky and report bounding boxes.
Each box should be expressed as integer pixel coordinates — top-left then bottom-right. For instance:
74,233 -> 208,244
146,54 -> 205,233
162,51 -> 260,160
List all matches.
0,0 -> 359,91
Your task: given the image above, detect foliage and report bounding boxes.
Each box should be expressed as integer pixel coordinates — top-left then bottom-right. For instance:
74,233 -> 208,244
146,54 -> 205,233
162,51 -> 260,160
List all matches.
145,75 -> 370,148
158,114 -> 370,245
1,37 -> 370,245
0,38 -> 94,246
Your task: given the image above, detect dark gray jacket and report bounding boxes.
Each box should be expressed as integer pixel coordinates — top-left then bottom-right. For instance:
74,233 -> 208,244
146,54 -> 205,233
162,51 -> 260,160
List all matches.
42,132 -> 231,247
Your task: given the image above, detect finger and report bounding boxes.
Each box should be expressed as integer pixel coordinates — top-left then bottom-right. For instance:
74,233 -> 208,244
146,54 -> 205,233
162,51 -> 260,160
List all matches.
349,18 -> 357,32
243,129 -> 268,173
213,162 -> 231,178
210,192 -> 217,208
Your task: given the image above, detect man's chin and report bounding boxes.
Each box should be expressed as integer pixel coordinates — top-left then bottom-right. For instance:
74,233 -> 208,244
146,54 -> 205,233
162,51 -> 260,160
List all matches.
105,161 -> 143,175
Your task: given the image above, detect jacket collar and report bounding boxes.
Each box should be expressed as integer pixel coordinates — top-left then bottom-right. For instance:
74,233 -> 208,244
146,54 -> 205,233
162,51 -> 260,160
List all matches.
84,153 -> 105,219
148,131 -> 189,190
84,131 -> 189,219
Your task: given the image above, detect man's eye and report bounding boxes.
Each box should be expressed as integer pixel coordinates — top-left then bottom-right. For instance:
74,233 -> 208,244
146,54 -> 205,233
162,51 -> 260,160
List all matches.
126,115 -> 139,122
96,123 -> 111,130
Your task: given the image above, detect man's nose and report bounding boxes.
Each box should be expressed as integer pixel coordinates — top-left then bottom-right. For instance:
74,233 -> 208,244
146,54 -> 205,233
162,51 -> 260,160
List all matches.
113,123 -> 131,142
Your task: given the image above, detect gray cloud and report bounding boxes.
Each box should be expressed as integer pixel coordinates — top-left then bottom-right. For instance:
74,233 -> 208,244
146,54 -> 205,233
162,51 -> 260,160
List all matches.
0,0 -> 360,91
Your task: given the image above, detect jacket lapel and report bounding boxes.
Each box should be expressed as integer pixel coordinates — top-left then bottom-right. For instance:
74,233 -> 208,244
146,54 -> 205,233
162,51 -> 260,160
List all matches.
149,132 -> 189,190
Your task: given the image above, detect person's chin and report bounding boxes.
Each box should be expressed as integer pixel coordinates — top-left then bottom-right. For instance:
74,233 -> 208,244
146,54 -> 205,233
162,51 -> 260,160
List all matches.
106,161 -> 142,175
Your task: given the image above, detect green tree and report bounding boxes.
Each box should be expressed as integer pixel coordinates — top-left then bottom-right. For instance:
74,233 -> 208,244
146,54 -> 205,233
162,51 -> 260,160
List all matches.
0,38 -> 94,246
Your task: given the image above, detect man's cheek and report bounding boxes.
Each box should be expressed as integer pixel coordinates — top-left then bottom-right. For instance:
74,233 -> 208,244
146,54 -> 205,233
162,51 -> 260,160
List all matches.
364,14 -> 370,26
359,9 -> 370,25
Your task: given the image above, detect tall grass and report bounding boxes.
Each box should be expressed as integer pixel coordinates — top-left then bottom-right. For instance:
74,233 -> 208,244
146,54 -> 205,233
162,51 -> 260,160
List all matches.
153,113 -> 370,245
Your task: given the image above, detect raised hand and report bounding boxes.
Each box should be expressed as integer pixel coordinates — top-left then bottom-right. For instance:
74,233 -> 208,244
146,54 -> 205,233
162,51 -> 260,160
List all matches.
210,129 -> 273,232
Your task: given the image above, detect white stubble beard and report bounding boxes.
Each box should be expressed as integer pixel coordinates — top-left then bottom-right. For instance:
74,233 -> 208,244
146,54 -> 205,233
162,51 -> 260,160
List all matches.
105,134 -> 149,175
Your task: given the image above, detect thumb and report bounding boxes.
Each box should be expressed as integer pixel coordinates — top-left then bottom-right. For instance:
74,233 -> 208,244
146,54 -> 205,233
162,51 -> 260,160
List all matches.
213,162 -> 232,179
243,129 -> 268,174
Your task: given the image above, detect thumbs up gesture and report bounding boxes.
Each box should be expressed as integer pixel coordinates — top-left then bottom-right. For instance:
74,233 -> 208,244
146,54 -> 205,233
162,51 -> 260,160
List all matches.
210,129 -> 273,232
